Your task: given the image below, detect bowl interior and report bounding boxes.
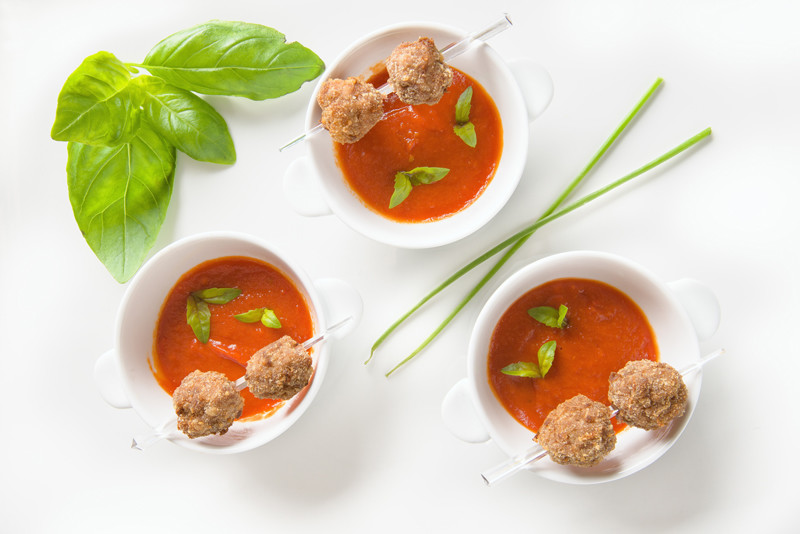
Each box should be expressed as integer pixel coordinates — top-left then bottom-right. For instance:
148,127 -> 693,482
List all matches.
468,251 -> 702,483
306,22 -> 530,248
116,232 -> 327,454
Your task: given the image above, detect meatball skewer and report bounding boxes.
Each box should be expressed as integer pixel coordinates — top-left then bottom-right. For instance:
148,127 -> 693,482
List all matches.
480,349 -> 724,486
279,15 -> 513,151
131,316 -> 353,449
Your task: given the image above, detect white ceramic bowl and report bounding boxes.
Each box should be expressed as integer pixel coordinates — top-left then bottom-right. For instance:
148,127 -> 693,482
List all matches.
283,21 -> 553,248
442,251 -> 721,484
94,232 -> 362,454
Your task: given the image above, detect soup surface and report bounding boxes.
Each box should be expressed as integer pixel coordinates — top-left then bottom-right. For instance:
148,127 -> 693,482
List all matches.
334,67 -> 503,222
487,278 -> 657,433
151,256 -> 314,420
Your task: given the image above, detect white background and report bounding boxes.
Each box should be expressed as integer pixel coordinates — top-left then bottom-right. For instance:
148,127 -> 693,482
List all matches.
1,0 -> 798,532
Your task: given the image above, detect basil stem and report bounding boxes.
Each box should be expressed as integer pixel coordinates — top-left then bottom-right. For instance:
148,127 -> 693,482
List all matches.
383,125 -> 711,376
367,78 -> 664,366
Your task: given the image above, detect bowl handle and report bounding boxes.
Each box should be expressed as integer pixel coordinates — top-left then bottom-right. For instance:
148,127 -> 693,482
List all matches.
314,278 -> 363,339
283,156 -> 333,217
507,59 -> 554,123
94,349 -> 132,409
441,378 -> 490,443
668,278 -> 721,341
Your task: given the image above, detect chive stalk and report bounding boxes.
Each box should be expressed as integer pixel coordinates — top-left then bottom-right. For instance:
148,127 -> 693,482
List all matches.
366,78 -> 664,365
383,126 -> 711,376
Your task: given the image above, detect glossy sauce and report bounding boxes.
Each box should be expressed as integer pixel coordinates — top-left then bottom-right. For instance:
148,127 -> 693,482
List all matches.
488,278 -> 657,433
335,68 -> 503,222
151,256 -> 314,420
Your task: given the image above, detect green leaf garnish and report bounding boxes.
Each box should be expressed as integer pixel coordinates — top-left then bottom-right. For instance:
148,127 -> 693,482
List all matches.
528,304 -> 568,328
186,295 -> 211,343
453,87 -> 476,147
192,288 -> 241,304
500,340 -> 557,378
234,307 -> 282,329
538,340 -> 556,376
389,167 -> 450,208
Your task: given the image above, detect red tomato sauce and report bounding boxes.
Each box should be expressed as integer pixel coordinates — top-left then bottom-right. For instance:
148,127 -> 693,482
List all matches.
487,278 -> 658,433
334,67 -> 503,222
151,256 -> 314,420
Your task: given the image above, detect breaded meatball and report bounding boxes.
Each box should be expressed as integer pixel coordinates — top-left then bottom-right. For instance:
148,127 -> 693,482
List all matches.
317,77 -> 384,144
173,370 -> 244,439
608,359 -> 688,430
386,37 -> 453,105
245,335 -> 313,400
536,394 -> 616,467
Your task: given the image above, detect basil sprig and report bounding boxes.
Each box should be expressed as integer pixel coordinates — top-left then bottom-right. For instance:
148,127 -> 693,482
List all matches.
389,167 -> 450,208
186,288 -> 242,343
501,340 -> 557,378
234,307 -> 282,329
453,87 -> 477,147
51,22 -> 324,283
528,305 -> 569,328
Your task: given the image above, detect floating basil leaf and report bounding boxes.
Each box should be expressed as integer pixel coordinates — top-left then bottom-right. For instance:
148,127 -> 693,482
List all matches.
51,51 -> 141,146
260,309 -> 282,329
500,361 -> 542,378
186,295 -> 211,343
389,167 -> 450,208
234,308 -> 264,323
67,127 -> 176,283
453,86 -> 476,147
538,340 -> 556,376
138,21 -> 325,100
528,304 -> 568,328
193,288 -> 241,304
133,76 -> 236,164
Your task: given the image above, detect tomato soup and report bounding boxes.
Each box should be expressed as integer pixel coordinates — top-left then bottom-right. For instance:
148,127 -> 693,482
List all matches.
335,67 -> 503,222
151,256 -> 314,420
487,278 -> 657,433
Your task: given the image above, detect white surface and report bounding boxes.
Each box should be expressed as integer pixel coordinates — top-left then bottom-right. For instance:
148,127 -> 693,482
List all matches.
1,0 -> 798,532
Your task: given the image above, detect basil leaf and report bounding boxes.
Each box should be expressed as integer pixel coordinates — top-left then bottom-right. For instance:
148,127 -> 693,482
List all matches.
405,167 -> 450,185
528,306 -> 560,327
390,173 -> 413,208
500,361 -> 542,378
453,122 -> 477,148
133,76 -> 236,164
51,51 -> 141,146
186,295 -> 211,343
538,340 -> 556,377
193,287 -> 241,304
67,127 -> 176,283
235,308 -> 264,323
455,87 -> 473,123
260,309 -> 282,329
556,304 -> 568,328
139,21 -> 325,100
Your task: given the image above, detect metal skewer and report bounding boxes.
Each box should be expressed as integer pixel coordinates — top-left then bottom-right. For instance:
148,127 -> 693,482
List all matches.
131,316 -> 353,450
278,14 -> 513,152
480,348 -> 726,486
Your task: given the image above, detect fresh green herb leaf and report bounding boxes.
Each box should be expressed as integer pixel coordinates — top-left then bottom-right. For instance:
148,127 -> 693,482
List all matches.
390,173 -> 413,209
192,287 -> 241,304
455,86 -> 473,123
389,167 -> 450,208
137,21 -> 325,100
66,127 -> 176,283
453,87 -> 477,147
260,309 -> 282,329
133,76 -> 236,164
528,305 -> 568,328
453,122 -> 477,148
538,340 -> 556,376
234,308 -> 265,323
500,361 -> 542,378
186,295 -> 211,343
51,51 -> 141,146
